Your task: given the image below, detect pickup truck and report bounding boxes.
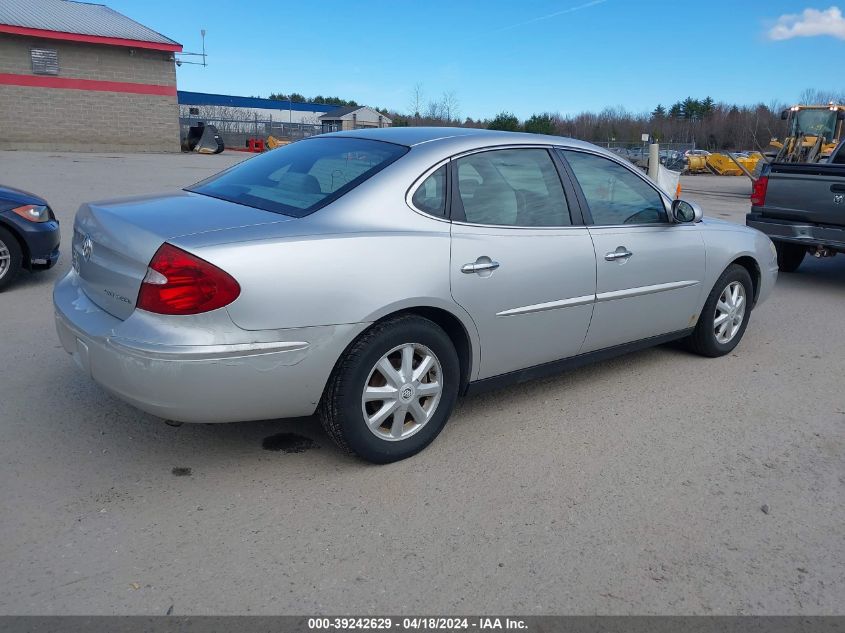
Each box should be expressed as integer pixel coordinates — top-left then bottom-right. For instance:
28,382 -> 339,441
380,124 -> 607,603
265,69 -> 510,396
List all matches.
746,140 -> 845,271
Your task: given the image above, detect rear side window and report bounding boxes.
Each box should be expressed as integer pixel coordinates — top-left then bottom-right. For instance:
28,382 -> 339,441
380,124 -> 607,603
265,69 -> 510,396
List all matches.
833,143 -> 845,164
411,165 -> 447,216
189,137 -> 407,217
561,150 -> 667,225
454,149 -> 571,227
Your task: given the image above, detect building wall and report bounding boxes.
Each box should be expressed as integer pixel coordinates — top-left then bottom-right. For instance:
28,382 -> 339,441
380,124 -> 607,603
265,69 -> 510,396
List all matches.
0,34 -> 180,152
345,108 -> 389,125
325,109 -> 392,131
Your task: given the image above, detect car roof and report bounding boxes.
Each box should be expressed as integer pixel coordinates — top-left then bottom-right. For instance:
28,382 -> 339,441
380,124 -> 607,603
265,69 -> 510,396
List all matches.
320,126 -> 599,153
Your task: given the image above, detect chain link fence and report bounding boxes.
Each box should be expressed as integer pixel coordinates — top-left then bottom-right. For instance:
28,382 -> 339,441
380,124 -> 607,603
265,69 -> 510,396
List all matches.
178,117 -> 696,170
592,141 -> 696,171
179,115 -> 324,150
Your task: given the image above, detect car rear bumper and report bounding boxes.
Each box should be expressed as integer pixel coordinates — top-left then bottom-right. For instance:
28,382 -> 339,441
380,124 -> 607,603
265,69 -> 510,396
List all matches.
53,270 -> 365,423
747,213 -> 845,252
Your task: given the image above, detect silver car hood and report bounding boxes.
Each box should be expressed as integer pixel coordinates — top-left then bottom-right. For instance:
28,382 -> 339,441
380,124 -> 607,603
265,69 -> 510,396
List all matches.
72,191 -> 290,319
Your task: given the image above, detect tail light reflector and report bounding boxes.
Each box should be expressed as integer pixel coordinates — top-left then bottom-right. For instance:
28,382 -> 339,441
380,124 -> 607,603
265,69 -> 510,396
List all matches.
751,176 -> 768,207
137,243 -> 240,315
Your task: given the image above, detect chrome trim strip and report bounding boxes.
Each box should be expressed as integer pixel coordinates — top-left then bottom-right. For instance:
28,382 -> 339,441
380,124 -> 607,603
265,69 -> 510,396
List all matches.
596,280 -> 699,303
496,294 -> 595,317
107,338 -> 310,361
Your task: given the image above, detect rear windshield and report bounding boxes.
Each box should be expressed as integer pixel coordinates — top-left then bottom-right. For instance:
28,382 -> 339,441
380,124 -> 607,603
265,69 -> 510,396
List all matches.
188,137 -> 408,217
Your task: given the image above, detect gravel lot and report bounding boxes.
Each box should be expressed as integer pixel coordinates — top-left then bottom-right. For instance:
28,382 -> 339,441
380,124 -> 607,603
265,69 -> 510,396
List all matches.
0,151 -> 843,615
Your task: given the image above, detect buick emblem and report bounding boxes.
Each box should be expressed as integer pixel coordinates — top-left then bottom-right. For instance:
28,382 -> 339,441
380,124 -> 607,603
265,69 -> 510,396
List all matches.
835,194 -> 844,205
81,235 -> 94,262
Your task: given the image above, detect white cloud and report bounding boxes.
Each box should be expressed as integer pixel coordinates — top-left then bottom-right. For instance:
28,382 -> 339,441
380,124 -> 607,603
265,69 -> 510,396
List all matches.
768,6 -> 845,40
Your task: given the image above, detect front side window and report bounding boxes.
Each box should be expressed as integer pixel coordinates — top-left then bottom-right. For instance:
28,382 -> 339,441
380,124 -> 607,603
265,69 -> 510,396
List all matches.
411,165 -> 447,216
189,137 -> 407,217
561,150 -> 667,225
455,149 -> 571,227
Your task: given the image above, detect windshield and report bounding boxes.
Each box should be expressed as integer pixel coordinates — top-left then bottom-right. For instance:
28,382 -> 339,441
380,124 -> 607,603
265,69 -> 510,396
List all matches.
188,137 -> 408,217
791,110 -> 837,139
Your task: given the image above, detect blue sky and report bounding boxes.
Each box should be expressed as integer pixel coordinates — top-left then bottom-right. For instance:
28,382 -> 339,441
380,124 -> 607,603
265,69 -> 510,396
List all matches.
110,0 -> 844,119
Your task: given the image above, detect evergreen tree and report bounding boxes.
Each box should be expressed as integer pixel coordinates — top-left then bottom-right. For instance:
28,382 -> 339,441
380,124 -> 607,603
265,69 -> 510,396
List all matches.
524,113 -> 556,135
488,112 -> 521,132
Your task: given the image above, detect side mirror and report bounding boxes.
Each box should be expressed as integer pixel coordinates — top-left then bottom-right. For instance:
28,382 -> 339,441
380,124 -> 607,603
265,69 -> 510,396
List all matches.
671,199 -> 703,223
781,110 -> 790,120
837,111 -> 845,121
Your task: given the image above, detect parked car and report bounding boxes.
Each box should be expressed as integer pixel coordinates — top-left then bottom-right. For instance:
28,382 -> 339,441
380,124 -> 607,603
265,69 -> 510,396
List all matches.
0,185 -> 60,291
747,140 -> 845,271
606,147 -> 632,160
54,128 -> 777,463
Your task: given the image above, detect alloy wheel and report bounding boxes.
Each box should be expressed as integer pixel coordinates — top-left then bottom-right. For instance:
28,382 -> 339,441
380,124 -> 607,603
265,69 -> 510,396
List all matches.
0,239 -> 10,280
714,281 -> 746,344
361,343 -> 443,441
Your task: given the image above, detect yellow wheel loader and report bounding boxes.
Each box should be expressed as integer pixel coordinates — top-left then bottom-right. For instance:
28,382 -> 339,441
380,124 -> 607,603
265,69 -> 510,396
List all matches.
767,104 -> 845,164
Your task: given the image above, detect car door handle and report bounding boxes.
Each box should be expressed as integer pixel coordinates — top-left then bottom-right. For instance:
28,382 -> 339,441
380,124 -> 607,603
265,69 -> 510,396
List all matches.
605,249 -> 633,261
461,260 -> 500,274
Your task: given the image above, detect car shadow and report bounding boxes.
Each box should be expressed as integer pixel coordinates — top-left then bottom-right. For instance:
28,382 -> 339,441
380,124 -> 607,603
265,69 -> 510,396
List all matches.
43,362 -> 361,471
775,254 -> 845,291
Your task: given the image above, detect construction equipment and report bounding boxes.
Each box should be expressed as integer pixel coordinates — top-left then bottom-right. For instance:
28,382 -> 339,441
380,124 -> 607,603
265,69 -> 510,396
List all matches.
181,122 -> 224,154
767,103 -> 845,163
686,154 -> 708,174
266,135 -> 290,150
704,151 -> 762,176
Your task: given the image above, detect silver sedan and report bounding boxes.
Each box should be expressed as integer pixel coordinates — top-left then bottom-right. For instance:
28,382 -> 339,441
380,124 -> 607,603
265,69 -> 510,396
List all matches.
54,128 -> 778,463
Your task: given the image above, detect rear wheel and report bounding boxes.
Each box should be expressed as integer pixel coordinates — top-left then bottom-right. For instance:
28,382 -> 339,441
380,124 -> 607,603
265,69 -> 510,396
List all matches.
775,241 -> 805,273
0,226 -> 23,292
319,315 -> 460,463
687,264 -> 753,357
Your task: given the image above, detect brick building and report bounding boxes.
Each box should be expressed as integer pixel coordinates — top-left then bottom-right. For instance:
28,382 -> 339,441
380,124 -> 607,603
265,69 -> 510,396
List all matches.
0,0 -> 182,152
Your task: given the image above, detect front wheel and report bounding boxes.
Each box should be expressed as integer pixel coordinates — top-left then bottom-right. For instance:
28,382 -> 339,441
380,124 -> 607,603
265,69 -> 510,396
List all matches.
0,226 -> 23,292
319,315 -> 460,463
687,264 -> 754,357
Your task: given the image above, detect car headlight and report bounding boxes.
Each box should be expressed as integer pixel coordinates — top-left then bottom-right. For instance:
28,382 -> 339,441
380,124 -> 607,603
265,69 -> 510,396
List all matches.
11,204 -> 51,223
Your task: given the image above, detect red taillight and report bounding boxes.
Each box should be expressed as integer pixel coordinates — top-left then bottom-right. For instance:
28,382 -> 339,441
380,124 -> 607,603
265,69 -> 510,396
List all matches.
751,176 -> 768,207
136,243 -> 240,315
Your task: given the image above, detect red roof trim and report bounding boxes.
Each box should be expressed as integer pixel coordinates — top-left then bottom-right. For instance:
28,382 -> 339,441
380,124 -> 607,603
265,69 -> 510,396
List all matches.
0,73 -> 177,96
0,24 -> 182,52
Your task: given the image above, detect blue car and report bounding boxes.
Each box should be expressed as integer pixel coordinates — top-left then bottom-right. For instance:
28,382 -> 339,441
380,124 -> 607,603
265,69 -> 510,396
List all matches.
0,185 -> 61,291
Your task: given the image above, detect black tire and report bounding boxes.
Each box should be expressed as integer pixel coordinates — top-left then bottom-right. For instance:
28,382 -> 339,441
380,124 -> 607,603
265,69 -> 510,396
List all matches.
319,314 -> 460,464
775,241 -> 805,273
687,264 -> 754,358
0,226 -> 23,292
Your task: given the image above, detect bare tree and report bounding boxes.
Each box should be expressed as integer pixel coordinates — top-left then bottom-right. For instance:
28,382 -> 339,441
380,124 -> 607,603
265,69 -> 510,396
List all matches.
799,88 -> 845,105
441,91 -> 460,123
408,83 -> 425,122
424,99 -> 445,120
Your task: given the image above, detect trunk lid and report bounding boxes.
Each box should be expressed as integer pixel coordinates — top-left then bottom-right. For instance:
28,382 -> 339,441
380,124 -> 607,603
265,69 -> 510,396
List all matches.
71,191 -> 289,319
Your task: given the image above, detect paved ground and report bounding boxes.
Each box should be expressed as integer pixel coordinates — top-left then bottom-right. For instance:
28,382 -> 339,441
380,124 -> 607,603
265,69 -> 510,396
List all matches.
0,151 -> 843,615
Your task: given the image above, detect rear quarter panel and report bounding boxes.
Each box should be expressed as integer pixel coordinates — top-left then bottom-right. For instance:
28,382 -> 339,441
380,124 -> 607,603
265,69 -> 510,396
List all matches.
206,228 -> 456,330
